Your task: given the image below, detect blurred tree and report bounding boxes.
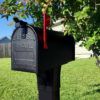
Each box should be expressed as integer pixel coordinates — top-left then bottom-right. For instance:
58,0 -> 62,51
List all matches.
0,0 -> 100,66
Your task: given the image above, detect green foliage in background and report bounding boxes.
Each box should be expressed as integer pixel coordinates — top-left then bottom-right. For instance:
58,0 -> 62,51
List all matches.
0,0 -> 100,64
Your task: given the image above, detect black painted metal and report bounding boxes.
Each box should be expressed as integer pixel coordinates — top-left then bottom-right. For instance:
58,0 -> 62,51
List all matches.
11,25 -> 75,73
11,25 -> 38,73
37,66 -> 61,100
11,20 -> 75,100
34,27 -> 75,71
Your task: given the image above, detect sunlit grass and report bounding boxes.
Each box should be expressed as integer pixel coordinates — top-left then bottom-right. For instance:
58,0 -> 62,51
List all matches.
0,58 -> 38,100
61,58 -> 100,100
0,58 -> 100,100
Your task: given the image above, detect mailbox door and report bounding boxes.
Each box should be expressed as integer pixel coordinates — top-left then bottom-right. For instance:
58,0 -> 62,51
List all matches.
11,25 -> 38,73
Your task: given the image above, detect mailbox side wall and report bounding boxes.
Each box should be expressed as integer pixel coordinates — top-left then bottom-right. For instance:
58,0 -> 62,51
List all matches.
35,27 -> 75,71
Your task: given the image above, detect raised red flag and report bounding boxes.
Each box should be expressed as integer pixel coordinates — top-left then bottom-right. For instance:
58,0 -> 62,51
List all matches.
43,13 -> 50,49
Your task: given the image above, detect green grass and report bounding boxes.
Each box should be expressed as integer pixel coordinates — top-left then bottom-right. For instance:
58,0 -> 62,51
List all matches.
0,58 -> 38,100
0,58 -> 100,100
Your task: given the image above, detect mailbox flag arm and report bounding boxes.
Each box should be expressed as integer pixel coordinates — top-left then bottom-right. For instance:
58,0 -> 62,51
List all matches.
43,13 -> 50,49
43,13 -> 48,49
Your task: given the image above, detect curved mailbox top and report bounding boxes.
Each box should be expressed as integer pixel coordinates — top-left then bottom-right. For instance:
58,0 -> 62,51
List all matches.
11,25 -> 38,73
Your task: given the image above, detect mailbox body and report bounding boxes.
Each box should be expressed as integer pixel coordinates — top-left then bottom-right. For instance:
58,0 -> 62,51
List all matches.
11,25 -> 75,73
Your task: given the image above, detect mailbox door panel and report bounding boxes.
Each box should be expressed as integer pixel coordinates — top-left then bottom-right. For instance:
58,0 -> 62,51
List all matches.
11,26 -> 38,73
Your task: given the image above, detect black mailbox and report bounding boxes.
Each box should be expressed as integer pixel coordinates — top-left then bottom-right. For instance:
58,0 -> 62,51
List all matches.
11,20 -> 75,100
11,24 -> 75,73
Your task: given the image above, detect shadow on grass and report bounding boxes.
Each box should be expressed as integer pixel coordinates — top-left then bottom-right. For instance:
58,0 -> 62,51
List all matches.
83,84 -> 100,96
90,84 -> 100,87
83,89 -> 100,96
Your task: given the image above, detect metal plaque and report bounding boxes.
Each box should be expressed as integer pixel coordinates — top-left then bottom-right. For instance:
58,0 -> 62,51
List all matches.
11,26 -> 38,73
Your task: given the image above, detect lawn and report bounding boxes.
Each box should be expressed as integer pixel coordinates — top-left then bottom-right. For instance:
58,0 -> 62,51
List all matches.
0,58 -> 100,100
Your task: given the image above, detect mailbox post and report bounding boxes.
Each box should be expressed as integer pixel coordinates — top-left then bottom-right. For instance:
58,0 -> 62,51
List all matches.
37,66 -> 61,100
11,20 -> 75,100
